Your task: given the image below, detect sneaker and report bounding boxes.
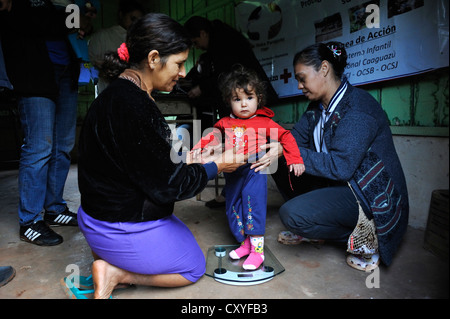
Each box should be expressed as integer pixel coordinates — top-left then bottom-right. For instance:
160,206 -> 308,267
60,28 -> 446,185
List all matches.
20,220 -> 63,246
0,266 -> 16,287
44,207 -> 78,226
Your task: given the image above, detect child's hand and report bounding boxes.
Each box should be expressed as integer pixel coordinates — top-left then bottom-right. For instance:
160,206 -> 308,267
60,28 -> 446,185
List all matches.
187,148 -> 203,164
290,163 -> 305,176
192,148 -> 202,159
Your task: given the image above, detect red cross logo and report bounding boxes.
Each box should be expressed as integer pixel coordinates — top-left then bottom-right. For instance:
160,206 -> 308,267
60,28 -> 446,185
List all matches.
280,68 -> 292,84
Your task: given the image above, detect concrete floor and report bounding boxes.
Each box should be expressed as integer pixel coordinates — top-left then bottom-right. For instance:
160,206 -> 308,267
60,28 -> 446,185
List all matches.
0,165 -> 448,300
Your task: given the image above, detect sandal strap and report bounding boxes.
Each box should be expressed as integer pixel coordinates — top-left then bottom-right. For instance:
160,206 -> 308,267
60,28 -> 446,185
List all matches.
347,253 -> 380,271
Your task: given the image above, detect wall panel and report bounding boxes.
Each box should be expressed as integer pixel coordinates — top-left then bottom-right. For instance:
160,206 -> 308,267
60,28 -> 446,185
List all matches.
94,0 -> 448,137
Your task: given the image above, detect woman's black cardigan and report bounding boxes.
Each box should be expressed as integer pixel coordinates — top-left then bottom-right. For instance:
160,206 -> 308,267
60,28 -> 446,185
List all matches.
78,79 -> 216,222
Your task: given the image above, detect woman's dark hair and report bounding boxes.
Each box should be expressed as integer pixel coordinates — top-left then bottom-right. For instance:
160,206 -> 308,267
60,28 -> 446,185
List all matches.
293,41 -> 348,79
100,13 -> 192,81
219,64 -> 267,107
184,16 -> 212,38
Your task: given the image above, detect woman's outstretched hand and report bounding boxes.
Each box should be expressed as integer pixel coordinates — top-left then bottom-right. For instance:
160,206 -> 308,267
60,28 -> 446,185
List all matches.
187,145 -> 248,173
250,142 -> 283,173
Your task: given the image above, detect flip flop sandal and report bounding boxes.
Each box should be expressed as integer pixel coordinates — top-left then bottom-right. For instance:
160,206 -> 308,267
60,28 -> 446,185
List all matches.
60,277 -> 95,299
277,230 -> 324,245
60,276 -> 113,299
65,286 -> 96,299
346,253 -> 380,271
61,275 -> 93,291
61,275 -> 133,299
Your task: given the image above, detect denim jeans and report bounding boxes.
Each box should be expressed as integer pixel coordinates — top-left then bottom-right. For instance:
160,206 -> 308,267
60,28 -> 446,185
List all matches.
18,64 -> 78,226
279,186 -> 359,243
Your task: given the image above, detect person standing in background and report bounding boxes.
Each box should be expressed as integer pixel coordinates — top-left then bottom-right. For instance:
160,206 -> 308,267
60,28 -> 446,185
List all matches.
0,0 -> 90,245
88,0 -> 144,93
0,1 -> 17,284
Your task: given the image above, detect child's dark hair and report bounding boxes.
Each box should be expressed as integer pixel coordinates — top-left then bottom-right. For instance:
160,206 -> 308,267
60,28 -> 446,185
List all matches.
100,13 -> 192,81
293,41 -> 348,79
219,65 -> 267,107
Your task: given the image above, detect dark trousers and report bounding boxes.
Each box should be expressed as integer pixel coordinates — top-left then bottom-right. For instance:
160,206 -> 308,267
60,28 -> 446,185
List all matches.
272,157 -> 359,242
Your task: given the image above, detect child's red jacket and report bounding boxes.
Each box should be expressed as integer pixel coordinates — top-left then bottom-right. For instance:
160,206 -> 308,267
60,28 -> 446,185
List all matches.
192,107 -> 303,165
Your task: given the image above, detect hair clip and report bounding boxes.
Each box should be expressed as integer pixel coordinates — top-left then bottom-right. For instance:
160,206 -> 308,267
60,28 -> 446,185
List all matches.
328,45 -> 342,58
117,43 -> 130,63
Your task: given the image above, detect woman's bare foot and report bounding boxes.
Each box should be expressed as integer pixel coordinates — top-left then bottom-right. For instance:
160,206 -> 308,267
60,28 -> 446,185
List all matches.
92,259 -> 130,299
91,259 -> 194,299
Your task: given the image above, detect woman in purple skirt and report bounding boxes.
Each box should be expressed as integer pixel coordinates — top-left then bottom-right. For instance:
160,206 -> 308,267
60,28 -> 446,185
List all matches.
77,13 -> 245,299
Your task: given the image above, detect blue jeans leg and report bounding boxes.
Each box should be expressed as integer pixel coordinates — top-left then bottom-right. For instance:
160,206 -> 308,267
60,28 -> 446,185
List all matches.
45,66 -> 78,213
18,97 -> 54,225
18,65 -> 77,226
279,186 -> 359,242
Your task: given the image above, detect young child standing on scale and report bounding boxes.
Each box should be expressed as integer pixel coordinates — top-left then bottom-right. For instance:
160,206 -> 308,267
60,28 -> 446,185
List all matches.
192,65 -> 305,270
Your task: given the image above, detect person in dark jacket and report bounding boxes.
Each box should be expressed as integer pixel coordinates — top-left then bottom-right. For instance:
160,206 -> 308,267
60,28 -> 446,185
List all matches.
184,16 -> 278,120
77,13 -> 245,299
251,42 -> 409,271
0,0 -> 84,246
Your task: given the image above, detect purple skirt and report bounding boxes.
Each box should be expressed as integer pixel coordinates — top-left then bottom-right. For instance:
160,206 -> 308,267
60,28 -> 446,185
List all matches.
77,206 -> 205,283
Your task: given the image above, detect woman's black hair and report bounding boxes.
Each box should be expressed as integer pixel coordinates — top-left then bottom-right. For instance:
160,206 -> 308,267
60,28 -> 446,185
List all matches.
219,64 -> 267,108
100,13 -> 192,81
184,16 -> 212,38
293,41 -> 348,79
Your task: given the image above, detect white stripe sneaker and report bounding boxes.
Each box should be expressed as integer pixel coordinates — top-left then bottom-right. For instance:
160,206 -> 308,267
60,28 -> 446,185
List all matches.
44,208 -> 78,226
20,220 -> 63,246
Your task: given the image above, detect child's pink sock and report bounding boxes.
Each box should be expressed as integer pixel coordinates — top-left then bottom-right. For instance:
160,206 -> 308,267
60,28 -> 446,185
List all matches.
229,236 -> 251,260
243,236 -> 265,270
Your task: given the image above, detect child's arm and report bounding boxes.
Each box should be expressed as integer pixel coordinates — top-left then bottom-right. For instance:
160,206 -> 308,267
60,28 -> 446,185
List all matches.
191,122 -> 223,150
191,121 -> 225,162
266,120 -> 304,166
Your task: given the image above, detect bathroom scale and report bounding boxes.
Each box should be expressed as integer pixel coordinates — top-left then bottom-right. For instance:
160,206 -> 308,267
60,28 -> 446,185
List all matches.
205,245 -> 284,286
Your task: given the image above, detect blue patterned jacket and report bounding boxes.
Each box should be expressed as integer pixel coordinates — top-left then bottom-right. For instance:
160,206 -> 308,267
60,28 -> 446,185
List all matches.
291,83 -> 409,266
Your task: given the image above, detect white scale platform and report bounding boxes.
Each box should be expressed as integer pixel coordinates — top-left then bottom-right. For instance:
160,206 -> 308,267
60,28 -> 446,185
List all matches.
205,245 -> 285,286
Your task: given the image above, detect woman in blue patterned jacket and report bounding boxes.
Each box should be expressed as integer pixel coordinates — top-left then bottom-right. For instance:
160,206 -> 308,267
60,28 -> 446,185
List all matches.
252,41 -> 409,271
